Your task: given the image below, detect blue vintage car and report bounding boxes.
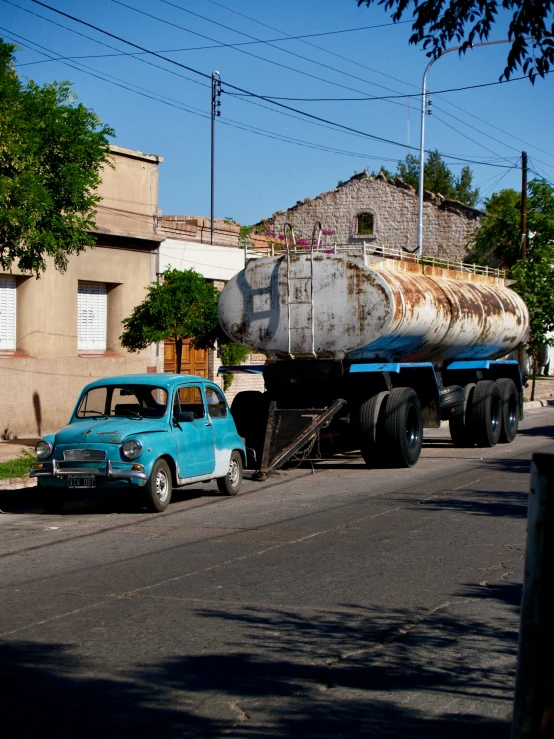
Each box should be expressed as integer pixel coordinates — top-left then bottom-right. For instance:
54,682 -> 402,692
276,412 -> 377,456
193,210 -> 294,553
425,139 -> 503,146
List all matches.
30,374 -> 247,513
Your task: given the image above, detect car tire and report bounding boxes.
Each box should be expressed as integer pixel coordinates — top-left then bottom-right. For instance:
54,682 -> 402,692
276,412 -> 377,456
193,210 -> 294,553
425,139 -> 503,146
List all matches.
470,380 -> 502,447
217,450 -> 243,496
144,459 -> 172,512
449,383 -> 476,447
497,378 -> 519,443
41,486 -> 66,513
382,387 -> 423,468
357,391 -> 389,467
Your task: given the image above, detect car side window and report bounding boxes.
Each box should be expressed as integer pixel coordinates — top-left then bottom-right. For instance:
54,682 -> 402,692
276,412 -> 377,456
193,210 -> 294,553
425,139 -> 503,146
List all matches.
176,385 -> 205,419
205,386 -> 228,419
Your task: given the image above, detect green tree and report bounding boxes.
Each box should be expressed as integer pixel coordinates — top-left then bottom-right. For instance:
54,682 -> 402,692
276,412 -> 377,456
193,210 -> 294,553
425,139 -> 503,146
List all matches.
0,40 -> 114,275
120,268 -> 249,381
470,179 -> 554,395
396,150 -> 479,206
356,1 -> 554,82
455,166 -> 480,208
468,188 -> 521,268
120,268 -> 221,374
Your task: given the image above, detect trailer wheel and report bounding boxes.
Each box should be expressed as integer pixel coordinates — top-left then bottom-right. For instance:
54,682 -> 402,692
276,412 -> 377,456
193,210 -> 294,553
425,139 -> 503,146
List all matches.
357,391 -> 389,467
230,391 -> 269,469
383,388 -> 423,468
449,383 -> 476,447
497,378 -> 519,443
470,380 -> 502,447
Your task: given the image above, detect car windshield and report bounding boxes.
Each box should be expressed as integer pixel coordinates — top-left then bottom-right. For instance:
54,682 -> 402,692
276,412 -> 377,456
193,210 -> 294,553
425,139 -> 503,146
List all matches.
76,385 -> 168,419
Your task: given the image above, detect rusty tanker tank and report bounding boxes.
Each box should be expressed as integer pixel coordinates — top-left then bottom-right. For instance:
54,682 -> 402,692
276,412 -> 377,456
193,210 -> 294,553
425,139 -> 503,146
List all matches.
218,240 -> 529,479
218,251 -> 529,364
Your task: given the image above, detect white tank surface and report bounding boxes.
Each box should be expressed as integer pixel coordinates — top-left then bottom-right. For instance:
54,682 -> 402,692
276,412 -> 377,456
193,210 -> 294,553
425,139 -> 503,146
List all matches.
218,250 -> 529,364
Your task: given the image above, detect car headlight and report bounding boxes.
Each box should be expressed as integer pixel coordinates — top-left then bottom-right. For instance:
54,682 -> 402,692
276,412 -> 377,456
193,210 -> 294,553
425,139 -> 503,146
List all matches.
122,439 -> 142,460
36,440 -> 53,459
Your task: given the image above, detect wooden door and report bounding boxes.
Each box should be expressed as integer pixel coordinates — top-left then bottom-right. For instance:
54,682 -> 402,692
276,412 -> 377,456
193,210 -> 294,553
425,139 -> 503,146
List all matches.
164,339 -> 208,377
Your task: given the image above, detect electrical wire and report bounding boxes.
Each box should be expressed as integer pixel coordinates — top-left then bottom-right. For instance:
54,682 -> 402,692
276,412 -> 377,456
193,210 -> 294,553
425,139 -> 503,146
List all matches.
3,0 -> 210,90
152,0 -> 415,102
30,1 -> 519,169
0,26 -> 408,164
112,0 -> 411,106
201,0 -> 416,91
12,0 -> 550,174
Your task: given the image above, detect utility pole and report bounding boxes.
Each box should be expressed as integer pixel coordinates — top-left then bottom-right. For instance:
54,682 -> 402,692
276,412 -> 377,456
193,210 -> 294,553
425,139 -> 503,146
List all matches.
211,71 -> 221,246
520,151 -> 528,260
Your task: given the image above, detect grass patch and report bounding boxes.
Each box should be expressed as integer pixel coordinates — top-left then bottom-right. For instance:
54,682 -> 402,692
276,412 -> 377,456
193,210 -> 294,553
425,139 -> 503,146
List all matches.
0,450 -> 37,480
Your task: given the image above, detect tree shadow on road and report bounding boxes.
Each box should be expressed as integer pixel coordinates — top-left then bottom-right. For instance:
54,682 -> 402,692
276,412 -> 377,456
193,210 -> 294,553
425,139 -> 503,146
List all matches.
1,579 -> 521,738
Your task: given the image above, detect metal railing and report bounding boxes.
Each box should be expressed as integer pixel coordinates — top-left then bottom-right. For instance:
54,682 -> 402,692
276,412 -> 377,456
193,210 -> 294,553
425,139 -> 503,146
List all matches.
244,241 -> 506,279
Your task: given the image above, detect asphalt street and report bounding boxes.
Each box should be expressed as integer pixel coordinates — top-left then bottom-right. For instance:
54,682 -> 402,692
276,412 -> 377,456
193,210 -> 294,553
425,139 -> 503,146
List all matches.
1,406 -> 554,738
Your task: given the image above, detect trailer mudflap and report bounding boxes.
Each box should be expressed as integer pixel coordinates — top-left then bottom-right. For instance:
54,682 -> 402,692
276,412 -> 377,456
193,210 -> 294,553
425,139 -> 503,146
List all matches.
253,399 -> 346,481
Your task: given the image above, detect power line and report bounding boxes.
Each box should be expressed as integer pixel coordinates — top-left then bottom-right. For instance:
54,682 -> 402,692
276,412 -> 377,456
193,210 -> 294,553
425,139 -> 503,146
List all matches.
19,0 -> 547,173
202,0 -> 416,91
0,26 -> 406,163
2,0 -> 210,91
30,1 -> 518,170
152,0 -> 414,103
112,0 -> 411,106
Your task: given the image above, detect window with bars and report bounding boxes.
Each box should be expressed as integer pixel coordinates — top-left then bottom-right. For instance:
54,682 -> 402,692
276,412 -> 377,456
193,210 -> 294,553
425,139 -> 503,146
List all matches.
78,282 -> 107,351
0,276 -> 16,351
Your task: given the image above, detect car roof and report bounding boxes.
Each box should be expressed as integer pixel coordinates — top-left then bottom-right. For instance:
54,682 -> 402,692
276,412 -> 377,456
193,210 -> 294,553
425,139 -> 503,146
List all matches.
83,374 -> 216,391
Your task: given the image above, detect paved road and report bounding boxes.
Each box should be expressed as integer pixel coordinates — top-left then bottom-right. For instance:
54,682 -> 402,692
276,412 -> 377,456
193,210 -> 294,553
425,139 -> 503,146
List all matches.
1,407 -> 553,738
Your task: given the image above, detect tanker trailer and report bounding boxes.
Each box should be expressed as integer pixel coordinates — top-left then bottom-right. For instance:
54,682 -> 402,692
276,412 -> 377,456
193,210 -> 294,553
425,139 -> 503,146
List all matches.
218,232 -> 529,478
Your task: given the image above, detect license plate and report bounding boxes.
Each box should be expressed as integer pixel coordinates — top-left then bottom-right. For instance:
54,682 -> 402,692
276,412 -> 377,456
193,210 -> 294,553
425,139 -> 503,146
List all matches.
68,475 -> 96,489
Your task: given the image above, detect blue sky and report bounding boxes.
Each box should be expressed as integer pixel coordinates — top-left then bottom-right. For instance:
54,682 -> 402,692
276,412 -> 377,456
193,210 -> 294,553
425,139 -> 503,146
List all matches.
3,0 -> 554,226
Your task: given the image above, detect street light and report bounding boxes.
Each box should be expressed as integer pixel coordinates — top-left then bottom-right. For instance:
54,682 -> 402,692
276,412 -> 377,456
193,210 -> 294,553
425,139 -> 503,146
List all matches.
417,39 -> 513,257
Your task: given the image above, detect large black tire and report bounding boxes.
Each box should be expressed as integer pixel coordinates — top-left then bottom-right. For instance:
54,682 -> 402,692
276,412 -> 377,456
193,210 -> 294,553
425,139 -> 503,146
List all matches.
144,458 -> 172,512
382,387 -> 423,468
231,391 -> 269,469
217,450 -> 243,495
357,391 -> 389,467
449,383 -> 476,447
497,378 -> 519,443
470,380 -> 502,447
40,486 -> 66,513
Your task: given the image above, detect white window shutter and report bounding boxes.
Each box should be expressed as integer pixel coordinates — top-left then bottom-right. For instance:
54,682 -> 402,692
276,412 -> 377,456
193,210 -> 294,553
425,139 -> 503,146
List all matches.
78,282 -> 107,351
0,276 -> 16,351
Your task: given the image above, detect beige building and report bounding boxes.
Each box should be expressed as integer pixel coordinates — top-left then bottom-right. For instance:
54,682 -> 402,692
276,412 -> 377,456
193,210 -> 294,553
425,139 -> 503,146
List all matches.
0,146 -> 164,438
260,170 -> 484,260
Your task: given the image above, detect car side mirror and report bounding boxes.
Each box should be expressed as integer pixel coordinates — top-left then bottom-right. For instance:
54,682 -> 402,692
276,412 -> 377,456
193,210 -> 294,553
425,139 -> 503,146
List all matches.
176,411 -> 195,423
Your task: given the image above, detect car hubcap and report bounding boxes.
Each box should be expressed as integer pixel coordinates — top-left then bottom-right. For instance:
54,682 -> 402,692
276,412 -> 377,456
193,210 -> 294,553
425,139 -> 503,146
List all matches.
156,469 -> 169,502
228,458 -> 239,487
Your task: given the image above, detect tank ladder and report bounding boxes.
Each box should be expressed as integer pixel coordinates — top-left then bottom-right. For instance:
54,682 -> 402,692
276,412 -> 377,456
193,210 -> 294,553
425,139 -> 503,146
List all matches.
284,221 -> 322,358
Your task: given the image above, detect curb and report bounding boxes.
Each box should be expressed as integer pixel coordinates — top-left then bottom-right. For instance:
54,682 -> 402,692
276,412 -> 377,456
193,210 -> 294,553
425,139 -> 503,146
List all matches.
0,475 -> 37,492
524,399 -> 554,409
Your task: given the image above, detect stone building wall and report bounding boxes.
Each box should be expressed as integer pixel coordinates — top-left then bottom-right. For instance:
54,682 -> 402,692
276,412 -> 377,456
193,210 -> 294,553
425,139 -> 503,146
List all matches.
260,171 -> 483,261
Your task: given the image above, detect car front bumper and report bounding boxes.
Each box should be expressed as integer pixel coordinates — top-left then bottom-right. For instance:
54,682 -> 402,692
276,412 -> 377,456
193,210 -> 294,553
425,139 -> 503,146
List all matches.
30,458 -> 149,483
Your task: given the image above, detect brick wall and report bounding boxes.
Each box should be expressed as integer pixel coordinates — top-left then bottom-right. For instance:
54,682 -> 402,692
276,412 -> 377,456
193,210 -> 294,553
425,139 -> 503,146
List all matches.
160,215 -> 240,248
260,171 -> 483,261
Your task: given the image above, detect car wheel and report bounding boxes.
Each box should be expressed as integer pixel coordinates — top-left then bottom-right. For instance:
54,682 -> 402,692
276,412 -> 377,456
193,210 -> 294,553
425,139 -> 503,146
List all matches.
497,378 -> 519,443
470,380 -> 502,447
357,391 -> 389,467
144,459 -> 172,512
217,450 -> 243,495
449,383 -> 476,447
382,387 -> 423,468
